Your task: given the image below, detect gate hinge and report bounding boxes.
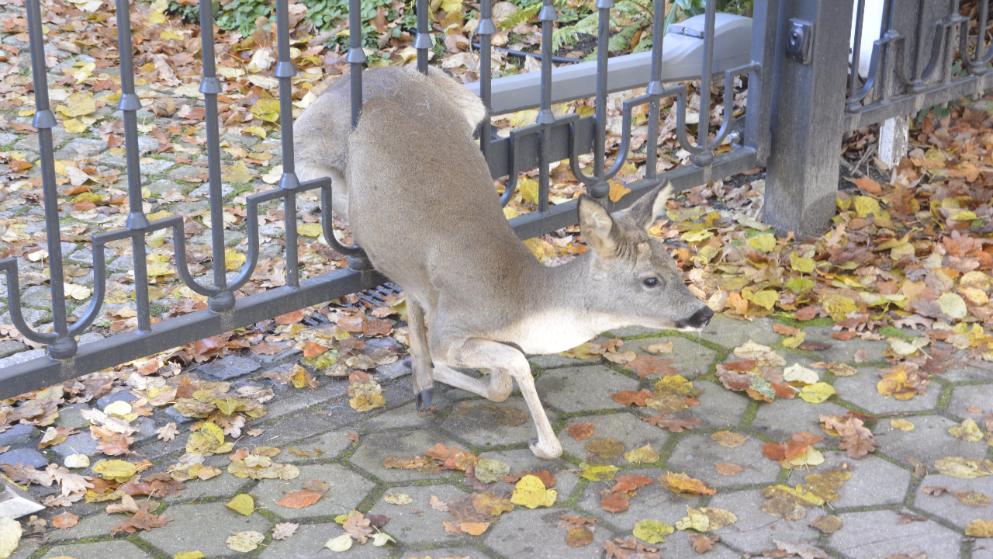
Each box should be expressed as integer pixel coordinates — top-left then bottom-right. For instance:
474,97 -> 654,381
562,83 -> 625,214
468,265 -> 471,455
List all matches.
785,19 -> 813,64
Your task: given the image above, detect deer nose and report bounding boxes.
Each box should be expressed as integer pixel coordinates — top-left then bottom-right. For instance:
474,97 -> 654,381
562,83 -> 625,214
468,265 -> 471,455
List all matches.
676,306 -> 714,329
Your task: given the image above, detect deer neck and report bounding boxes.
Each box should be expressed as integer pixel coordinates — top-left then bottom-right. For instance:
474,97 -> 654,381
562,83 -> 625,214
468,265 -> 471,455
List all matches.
509,254 -> 624,354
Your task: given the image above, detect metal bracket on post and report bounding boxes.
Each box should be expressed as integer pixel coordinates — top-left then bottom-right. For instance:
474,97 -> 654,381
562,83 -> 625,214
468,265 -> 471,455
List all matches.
785,19 -> 813,64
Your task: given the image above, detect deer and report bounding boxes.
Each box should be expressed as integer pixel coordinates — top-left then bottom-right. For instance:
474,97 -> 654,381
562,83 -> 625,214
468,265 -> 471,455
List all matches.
293,66 -> 713,459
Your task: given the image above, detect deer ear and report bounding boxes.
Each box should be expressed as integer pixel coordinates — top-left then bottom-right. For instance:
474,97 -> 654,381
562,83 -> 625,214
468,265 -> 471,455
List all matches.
578,195 -> 617,256
621,182 -> 673,232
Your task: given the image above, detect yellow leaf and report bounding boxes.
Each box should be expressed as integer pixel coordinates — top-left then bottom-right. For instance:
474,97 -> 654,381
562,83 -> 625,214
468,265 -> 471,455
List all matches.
92,459 -> 138,482
747,232 -> 776,252
938,292 -> 968,320
579,463 -> 619,481
746,289 -> 778,311
948,419 -> 985,443
225,161 -> 253,185
632,519 -> 673,544
174,552 -> 206,559
675,507 -> 737,532
608,180 -> 631,203
853,195 -> 881,218
889,419 -> 915,432
783,447 -> 824,468
681,229 -> 713,243
822,293 -> 857,321
782,332 -> 806,349
523,238 -> 556,261
348,379 -> 386,412
224,248 -> 246,272
298,223 -> 323,238
325,534 -> 353,552
517,177 -> 539,205
226,494 -> 255,516
63,118 -> 88,133
56,92 -> 96,118
798,382 -> 836,404
186,422 -> 232,455
965,519 -> 993,538
624,444 -> 660,465
933,457 -> 993,479
251,97 -> 281,123
789,252 -> 815,273
510,474 -> 557,509
63,283 -> 92,301
663,471 -> 716,496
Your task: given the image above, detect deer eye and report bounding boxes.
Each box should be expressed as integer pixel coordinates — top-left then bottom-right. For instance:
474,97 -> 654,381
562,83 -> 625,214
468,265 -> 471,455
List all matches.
642,277 -> 661,288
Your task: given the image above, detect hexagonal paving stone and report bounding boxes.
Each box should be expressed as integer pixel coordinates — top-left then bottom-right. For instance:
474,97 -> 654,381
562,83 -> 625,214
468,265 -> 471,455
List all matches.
620,336 -> 717,378
667,433 -> 780,488
874,414 -> 989,467
40,540 -> 150,559
281,429 -> 355,462
440,398 -> 552,450
259,522 -> 391,558
833,369 -> 940,414
686,381 -> 751,430
654,532 -> 741,559
784,451 -> 910,509
253,462 -> 376,519
359,398 -> 453,433
141,501 -> 271,557
913,473 -> 993,530
534,365 -> 638,413
560,413 -> 669,464
828,509 -> 962,559
349,429 -> 464,483
164,470 -> 252,504
367,484 -> 470,546
697,314 -> 781,349
948,382 -> 993,419
751,397 -> 849,439
478,448 -> 579,499
484,507 -> 614,559
706,489 -> 820,555
577,469 -> 700,531
976,539 -> 993,559
399,547 -> 489,558
44,510 -> 124,541
787,327 -> 887,364
940,361 -> 993,382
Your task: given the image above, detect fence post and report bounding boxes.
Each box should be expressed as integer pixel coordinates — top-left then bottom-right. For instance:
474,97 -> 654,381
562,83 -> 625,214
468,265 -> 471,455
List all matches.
762,0 -> 854,238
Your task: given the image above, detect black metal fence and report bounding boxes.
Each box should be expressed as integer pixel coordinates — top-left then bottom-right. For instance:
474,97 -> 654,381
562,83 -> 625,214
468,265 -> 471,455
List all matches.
0,0 -> 990,399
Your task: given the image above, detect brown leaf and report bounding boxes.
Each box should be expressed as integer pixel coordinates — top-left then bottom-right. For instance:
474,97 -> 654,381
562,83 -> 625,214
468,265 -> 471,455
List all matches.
641,414 -> 701,432
599,492 -> 630,513
689,533 -> 717,553
714,462 -> 744,476
566,526 -> 594,548
275,488 -> 325,509
626,355 -> 677,378
566,422 -> 595,441
851,176 -> 883,195
110,508 -> 169,535
611,389 -> 653,407
51,511 -> 79,529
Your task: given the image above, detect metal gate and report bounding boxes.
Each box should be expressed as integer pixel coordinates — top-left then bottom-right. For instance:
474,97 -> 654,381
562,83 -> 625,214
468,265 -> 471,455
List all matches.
0,0 -> 990,399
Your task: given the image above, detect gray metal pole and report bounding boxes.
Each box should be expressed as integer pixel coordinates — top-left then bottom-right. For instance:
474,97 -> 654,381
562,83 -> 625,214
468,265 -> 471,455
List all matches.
762,0 -> 854,238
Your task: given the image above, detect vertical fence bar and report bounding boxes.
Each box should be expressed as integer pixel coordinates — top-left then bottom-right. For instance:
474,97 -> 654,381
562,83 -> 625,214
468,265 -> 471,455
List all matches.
973,0 -> 990,72
415,0 -> 431,74
692,0 -> 716,167
536,0 -> 556,210
909,0 -> 927,91
196,0 -> 235,310
744,0 -> 780,163
25,0 -> 74,358
849,0 -> 867,101
644,0 -> 665,180
589,0 -> 611,197
348,0 -> 365,128
275,0 -> 300,288
477,0 -> 495,159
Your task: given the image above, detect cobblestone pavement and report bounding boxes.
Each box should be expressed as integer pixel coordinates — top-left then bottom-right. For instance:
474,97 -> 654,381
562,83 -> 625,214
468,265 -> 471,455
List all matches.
8,315 -> 993,559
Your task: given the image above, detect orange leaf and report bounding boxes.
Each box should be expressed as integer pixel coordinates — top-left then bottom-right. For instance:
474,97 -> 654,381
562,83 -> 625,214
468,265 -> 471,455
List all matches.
566,422 -> 595,441
851,176 -> 882,195
459,521 -> 490,536
52,511 -> 79,529
275,309 -> 306,325
662,471 -> 716,496
611,389 -> 653,407
600,492 -> 630,513
275,489 -> 324,509
302,341 -> 328,358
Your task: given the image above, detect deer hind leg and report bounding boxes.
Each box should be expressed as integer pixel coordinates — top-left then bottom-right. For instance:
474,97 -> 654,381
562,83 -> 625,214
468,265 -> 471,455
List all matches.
431,364 -> 513,403
406,300 -> 435,411
435,338 -> 561,459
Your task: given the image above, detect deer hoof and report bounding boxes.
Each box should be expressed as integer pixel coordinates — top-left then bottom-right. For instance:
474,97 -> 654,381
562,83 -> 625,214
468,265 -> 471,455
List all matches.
415,388 -> 434,412
529,438 -> 563,460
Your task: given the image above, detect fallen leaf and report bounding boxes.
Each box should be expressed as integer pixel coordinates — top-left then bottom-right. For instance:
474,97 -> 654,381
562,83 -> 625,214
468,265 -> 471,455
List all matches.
510,474 -> 557,509
51,512 -> 79,529
324,533 -> 353,552
663,472 -> 716,496
966,519 -> 993,538
566,422 -> 595,441
226,494 -> 255,516
272,522 -> 298,540
632,519 -> 674,544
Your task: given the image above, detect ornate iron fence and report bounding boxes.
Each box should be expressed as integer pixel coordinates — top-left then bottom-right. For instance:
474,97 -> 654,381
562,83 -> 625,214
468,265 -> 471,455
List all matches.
0,0 -> 990,399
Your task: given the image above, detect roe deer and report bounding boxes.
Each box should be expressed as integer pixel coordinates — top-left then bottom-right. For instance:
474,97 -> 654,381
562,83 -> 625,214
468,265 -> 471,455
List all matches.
294,66 -> 713,459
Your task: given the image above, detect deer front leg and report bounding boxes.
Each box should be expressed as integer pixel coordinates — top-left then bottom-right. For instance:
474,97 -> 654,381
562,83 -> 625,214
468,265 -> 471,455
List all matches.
406,299 -> 434,411
432,364 -> 513,402
436,338 -> 561,459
